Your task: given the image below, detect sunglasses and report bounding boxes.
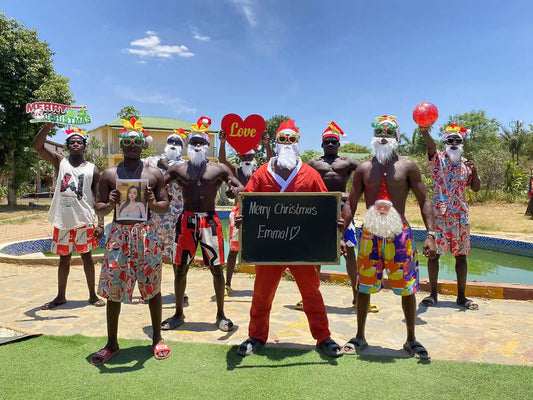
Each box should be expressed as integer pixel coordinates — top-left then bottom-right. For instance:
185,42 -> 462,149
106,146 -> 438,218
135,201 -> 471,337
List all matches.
277,133 -> 299,144
323,139 -> 339,146
167,139 -> 182,145
121,137 -> 145,147
374,125 -> 397,137
444,137 -> 463,145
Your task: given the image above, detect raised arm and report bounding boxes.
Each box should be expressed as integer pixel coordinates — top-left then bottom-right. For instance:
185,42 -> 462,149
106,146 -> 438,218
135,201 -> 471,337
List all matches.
419,126 -> 437,159
262,130 -> 274,162
32,122 -> 62,169
218,130 -> 238,175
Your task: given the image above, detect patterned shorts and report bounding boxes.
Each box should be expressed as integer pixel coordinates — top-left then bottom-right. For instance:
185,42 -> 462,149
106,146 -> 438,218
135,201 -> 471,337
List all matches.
97,222 -> 162,303
356,219 -> 419,296
174,211 -> 224,267
435,214 -> 471,256
228,208 -> 240,252
51,225 -> 98,256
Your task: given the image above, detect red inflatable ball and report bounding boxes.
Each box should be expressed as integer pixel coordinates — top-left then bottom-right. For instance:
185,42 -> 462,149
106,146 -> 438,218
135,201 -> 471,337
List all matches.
413,102 -> 438,128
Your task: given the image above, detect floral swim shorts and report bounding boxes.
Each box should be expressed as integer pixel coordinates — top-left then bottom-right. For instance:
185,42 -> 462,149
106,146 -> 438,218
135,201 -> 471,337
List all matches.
97,222 -> 162,303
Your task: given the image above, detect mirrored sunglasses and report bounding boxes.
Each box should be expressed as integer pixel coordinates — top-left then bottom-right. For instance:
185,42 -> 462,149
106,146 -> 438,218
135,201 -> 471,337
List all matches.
121,137 -> 145,147
167,138 -> 182,145
277,133 -> 298,144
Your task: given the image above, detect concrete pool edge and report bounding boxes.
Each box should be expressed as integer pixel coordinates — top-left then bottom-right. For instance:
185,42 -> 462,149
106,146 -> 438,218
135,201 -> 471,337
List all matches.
1,235 -> 532,301
237,264 -> 533,301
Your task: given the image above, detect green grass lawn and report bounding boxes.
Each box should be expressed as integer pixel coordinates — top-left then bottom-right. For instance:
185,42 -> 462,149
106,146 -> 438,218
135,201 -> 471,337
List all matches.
1,335 -> 532,399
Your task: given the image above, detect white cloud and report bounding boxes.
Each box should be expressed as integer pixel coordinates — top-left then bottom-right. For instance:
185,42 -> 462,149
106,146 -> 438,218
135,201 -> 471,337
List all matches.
115,86 -> 197,115
123,31 -> 195,59
232,0 -> 258,27
192,27 -> 210,42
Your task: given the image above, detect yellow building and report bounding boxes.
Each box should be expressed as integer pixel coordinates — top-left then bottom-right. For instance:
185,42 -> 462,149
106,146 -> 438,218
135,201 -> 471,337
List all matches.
88,116 -> 218,166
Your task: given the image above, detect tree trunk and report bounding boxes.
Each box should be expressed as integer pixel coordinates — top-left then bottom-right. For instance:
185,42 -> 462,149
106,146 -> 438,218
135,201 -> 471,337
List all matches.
5,149 -> 18,206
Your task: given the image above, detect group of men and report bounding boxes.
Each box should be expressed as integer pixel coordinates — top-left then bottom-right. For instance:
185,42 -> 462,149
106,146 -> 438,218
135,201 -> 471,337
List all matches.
34,112 -> 479,363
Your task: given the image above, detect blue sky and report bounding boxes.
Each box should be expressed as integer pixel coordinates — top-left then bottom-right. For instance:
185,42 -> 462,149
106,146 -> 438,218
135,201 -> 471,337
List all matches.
3,0 -> 533,152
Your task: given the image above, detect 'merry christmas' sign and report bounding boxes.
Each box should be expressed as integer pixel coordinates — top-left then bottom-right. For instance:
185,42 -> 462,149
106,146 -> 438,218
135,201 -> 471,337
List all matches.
26,102 -> 92,125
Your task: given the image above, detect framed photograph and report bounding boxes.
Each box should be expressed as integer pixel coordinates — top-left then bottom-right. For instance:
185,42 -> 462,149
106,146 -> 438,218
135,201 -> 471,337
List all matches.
116,179 -> 149,222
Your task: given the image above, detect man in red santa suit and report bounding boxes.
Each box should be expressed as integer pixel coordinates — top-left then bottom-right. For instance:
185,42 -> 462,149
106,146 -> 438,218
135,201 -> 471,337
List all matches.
235,119 -> 343,358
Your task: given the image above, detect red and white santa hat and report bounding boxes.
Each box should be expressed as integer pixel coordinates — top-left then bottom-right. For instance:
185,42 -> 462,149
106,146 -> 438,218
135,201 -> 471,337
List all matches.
188,116 -> 212,143
64,126 -> 87,141
375,174 -> 392,206
276,118 -> 299,138
443,123 -> 470,140
322,121 -> 346,141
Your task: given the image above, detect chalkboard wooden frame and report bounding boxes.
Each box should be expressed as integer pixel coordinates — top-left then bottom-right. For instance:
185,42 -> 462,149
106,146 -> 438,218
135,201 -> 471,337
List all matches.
238,192 -> 341,265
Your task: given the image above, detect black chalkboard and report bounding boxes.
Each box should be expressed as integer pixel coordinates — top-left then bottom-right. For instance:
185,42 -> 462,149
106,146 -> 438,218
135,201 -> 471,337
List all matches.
239,192 -> 341,264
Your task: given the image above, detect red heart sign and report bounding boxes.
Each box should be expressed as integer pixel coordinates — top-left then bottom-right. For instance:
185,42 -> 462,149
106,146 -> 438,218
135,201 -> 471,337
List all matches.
221,114 -> 265,155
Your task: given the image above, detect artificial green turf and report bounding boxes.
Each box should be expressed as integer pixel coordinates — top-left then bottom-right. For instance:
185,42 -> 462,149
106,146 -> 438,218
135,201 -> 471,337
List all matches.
1,335 -> 532,399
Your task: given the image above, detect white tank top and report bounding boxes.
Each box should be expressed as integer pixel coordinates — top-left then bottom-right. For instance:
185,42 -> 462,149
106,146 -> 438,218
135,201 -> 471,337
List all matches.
47,158 -> 96,230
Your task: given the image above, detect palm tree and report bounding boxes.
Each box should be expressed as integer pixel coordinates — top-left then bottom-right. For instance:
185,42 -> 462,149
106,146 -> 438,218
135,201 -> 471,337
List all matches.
500,121 -> 527,163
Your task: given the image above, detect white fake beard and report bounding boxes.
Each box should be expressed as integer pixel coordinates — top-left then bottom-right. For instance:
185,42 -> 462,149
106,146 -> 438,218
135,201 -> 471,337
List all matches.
363,205 -> 404,239
164,144 -> 182,162
187,144 -> 209,167
372,137 -> 398,165
445,144 -> 463,164
241,161 -> 255,178
275,143 -> 300,170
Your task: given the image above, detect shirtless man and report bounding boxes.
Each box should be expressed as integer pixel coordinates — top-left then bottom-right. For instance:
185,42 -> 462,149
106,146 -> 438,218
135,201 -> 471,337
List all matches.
218,129 -> 273,295
341,115 -> 436,360
161,116 -> 244,332
91,118 -> 170,364
300,122 -> 378,312
33,122 -> 105,310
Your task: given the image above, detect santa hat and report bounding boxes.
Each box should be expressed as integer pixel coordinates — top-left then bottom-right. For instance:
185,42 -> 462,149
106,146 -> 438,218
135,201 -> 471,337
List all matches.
119,117 -> 152,144
276,119 -> 300,138
322,121 -> 346,141
375,174 -> 392,206
64,126 -> 87,142
443,123 -> 470,140
188,116 -> 211,143
372,115 -> 400,137
167,128 -> 186,145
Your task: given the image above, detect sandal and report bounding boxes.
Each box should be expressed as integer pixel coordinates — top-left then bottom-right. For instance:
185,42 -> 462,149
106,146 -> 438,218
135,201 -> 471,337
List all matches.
153,341 -> 171,360
237,338 -> 264,356
161,316 -> 185,330
403,340 -> 430,360
91,347 -> 119,365
216,317 -> 234,332
317,338 -> 343,357
343,337 -> 368,355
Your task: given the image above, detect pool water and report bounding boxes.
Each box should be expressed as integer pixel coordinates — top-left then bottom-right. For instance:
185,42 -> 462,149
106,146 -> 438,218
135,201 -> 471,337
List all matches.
214,219 -> 532,285
314,242 -> 533,285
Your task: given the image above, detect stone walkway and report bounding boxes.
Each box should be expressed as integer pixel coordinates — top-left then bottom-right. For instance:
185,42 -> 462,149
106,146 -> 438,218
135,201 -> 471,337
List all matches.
1,262 -> 532,366
1,215 -> 533,366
